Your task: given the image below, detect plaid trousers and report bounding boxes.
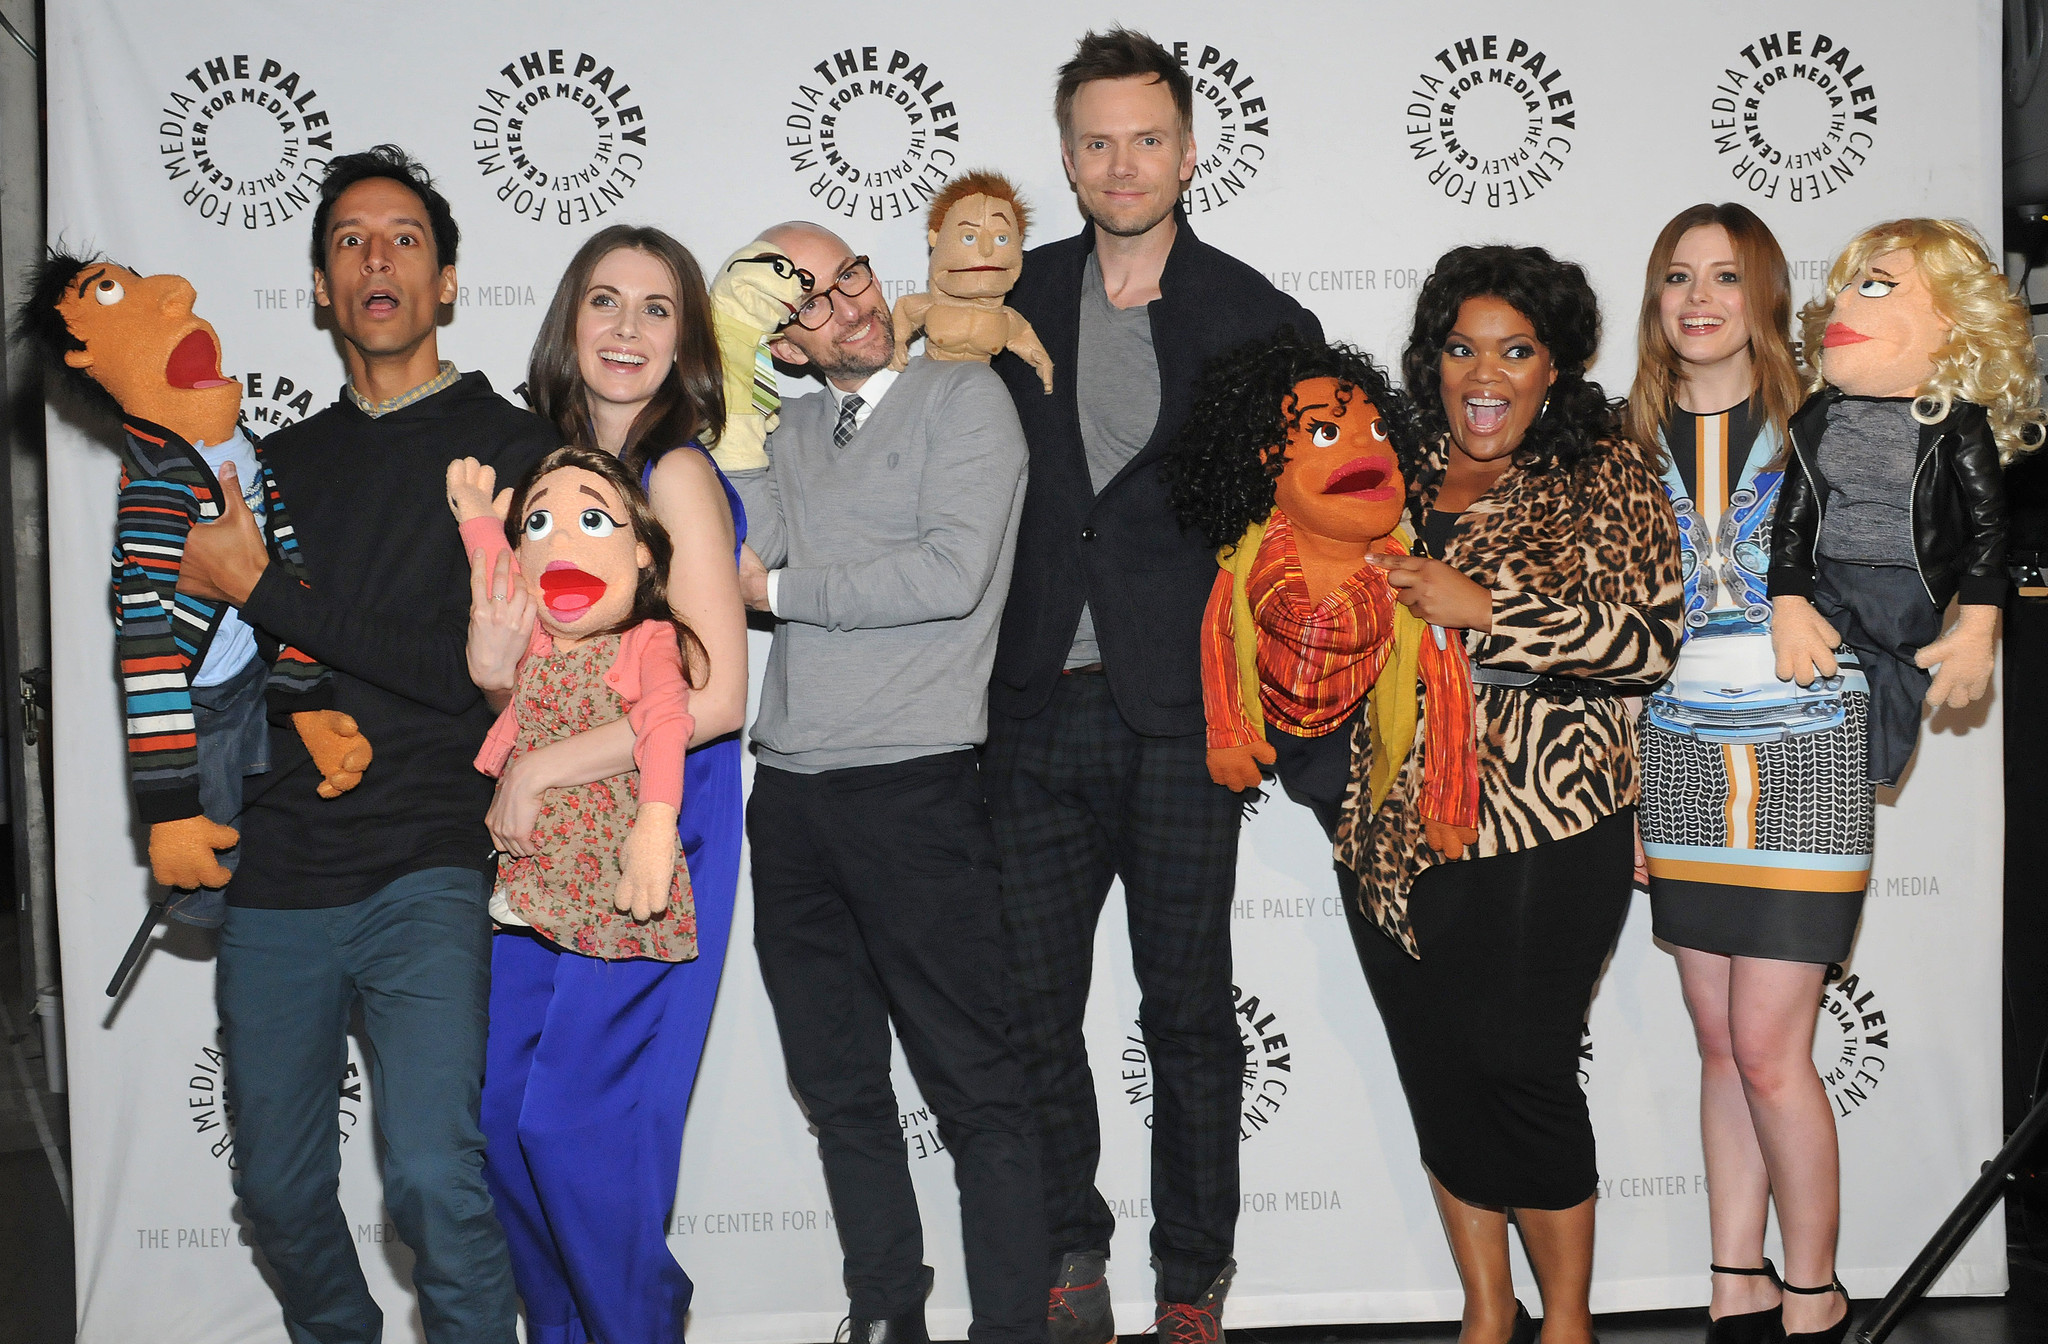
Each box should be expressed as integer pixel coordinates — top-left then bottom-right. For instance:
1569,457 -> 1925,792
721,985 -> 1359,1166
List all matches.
983,670 -> 1244,1305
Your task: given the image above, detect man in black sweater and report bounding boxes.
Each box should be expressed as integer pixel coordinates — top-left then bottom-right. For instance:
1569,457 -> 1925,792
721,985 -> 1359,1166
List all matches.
984,30 -> 1322,1344
179,146 -> 553,1344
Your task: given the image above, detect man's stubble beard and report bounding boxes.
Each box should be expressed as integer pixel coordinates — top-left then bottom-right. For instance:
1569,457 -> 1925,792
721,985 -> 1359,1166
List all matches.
809,299 -> 895,381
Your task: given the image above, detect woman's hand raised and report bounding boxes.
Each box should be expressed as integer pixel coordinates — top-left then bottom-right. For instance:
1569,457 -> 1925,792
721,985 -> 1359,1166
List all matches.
1368,553 -> 1495,631
468,545 -> 535,705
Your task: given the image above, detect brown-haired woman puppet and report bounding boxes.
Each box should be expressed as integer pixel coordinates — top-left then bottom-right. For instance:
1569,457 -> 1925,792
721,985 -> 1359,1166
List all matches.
1165,328 -> 1478,861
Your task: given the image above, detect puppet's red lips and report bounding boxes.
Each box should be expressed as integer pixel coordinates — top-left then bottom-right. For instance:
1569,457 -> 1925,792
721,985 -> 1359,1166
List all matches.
1823,323 -> 1870,347
1322,455 -> 1397,499
538,562 -> 607,618
166,328 -> 233,390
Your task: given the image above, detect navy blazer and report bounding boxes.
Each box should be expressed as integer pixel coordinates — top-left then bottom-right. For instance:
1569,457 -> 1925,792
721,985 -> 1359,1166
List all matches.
990,216 -> 1323,736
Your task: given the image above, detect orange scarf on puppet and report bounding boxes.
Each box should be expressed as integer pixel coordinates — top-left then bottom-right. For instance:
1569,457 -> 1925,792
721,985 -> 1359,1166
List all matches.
1168,334 -> 1479,858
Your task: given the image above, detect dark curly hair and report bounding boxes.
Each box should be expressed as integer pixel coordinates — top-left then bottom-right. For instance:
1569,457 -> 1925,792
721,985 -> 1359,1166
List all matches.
14,248 -> 124,419
1165,327 -> 1411,551
1400,244 -> 1622,501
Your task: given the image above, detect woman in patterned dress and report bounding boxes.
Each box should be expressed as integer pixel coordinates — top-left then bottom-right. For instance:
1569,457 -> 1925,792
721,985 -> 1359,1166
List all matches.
1338,246 -> 1681,1344
464,226 -> 746,1343
1629,204 -> 1866,1344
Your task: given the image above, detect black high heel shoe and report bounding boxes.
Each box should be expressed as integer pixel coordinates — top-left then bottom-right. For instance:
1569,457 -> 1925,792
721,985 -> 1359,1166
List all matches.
1781,1276 -> 1849,1344
1508,1299 -> 1539,1344
1706,1261 -> 1784,1343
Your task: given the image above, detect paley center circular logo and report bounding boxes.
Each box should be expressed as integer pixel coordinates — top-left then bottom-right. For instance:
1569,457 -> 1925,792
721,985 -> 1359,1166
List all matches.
472,49 -> 650,225
1814,963 -> 1891,1117
185,1033 -> 365,1164
1709,31 -> 1879,204
1402,34 -> 1578,209
236,370 -> 318,439
1121,984 -> 1294,1141
157,54 -> 335,230
1170,40 -> 1271,215
784,45 -> 963,223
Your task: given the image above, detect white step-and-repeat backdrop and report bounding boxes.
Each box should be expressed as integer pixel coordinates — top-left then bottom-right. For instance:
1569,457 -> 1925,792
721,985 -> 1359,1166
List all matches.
45,2 -> 2007,1340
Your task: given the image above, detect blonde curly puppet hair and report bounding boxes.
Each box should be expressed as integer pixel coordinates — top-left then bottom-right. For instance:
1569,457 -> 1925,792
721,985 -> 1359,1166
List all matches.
1799,217 -> 2046,463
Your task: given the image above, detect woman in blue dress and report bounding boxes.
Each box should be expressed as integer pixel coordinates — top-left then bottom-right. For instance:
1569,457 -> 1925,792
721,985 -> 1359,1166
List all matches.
1629,203 -> 1867,1344
465,224 -> 747,1344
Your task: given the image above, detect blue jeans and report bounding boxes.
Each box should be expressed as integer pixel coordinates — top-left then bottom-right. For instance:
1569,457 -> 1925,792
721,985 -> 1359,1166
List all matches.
218,866 -> 516,1344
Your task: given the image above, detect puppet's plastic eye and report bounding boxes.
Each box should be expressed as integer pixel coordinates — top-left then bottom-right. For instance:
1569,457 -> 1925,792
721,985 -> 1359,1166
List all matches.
522,509 -> 554,541
1369,419 -> 1389,442
94,279 -> 124,306
1856,279 -> 1897,298
579,509 -> 618,538
995,234 -> 1010,246
1310,421 -> 1340,447
961,232 -> 977,244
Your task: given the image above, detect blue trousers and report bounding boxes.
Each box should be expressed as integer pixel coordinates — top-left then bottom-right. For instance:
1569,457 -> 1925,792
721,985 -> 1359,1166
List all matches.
480,833 -> 736,1344
218,866 -> 515,1344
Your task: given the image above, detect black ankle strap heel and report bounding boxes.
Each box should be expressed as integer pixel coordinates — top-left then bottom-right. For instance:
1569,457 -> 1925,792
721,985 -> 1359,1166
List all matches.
1782,1276 -> 1850,1344
1705,1261 -> 1783,1344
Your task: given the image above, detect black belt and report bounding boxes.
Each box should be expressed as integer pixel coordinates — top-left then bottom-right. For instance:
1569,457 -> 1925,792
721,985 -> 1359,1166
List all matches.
1468,665 -> 1638,700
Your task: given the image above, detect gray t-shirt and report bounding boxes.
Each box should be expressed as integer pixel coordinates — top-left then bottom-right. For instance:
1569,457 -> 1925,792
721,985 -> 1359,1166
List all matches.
1816,396 -> 1919,567
1068,250 -> 1162,666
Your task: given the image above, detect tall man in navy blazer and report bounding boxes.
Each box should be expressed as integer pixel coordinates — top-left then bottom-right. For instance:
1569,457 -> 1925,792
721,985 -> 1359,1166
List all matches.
983,27 -> 1322,1344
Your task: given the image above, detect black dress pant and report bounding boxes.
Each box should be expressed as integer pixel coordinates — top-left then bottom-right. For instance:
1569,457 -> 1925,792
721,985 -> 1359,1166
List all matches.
749,753 -> 1044,1341
983,671 -> 1244,1304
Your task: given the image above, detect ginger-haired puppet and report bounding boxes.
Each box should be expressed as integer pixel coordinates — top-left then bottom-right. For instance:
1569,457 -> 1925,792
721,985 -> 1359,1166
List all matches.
889,170 -> 1055,392
1768,218 -> 2044,784
705,242 -> 811,473
447,447 -> 699,960
1166,329 -> 1480,859
17,253 -> 372,929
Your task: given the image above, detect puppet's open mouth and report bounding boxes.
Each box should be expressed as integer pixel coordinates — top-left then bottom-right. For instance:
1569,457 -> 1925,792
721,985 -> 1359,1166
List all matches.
1322,455 -> 1397,500
166,329 -> 234,390
1823,323 -> 1870,348
948,265 -> 1008,271
539,562 -> 608,620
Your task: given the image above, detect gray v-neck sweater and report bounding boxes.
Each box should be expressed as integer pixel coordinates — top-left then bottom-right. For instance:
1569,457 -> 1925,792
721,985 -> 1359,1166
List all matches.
732,356 -> 1029,772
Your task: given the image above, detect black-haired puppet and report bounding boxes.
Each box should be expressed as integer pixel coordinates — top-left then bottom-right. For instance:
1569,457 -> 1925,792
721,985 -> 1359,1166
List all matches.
1166,328 -> 1479,859
447,447 -> 697,959
16,253 -> 371,939
1769,218 -> 2045,784
888,169 -> 1055,392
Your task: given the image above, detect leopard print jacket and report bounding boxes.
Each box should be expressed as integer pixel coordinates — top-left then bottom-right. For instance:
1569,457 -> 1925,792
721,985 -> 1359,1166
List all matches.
1334,436 -> 1682,958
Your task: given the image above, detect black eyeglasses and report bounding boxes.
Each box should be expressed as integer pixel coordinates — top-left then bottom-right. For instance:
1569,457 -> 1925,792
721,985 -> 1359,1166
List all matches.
782,257 -> 875,331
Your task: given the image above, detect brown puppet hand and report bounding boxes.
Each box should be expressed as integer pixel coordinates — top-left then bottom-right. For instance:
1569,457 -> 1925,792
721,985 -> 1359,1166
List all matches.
1914,604 -> 1998,708
1425,819 -> 1479,861
1207,739 -> 1276,792
292,710 -> 374,798
148,815 -> 239,889
614,803 -> 679,922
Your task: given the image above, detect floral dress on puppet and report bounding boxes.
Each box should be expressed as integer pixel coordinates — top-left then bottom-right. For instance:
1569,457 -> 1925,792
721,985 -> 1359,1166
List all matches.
888,170 -> 1055,392
1641,407 -> 1875,964
1768,219 -> 2043,788
451,446 -> 695,962
704,242 -> 810,474
16,255 -> 371,987
1166,330 -> 1479,864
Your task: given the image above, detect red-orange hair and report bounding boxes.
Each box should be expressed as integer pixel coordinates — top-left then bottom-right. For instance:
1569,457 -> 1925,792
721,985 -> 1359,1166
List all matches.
926,170 -> 1029,240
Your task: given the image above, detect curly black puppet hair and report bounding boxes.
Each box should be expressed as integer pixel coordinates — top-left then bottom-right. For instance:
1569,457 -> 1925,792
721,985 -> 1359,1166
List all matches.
14,248 -> 125,419
1166,326 -> 1410,552
1399,244 -> 1622,502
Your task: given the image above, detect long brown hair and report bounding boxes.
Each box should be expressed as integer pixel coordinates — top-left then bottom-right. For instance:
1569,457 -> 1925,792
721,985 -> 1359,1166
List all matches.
527,226 -> 726,481
1626,203 -> 1801,467
502,444 -> 708,687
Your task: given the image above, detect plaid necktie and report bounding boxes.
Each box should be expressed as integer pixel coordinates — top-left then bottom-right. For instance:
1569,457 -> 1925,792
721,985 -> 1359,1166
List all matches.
834,394 -> 864,448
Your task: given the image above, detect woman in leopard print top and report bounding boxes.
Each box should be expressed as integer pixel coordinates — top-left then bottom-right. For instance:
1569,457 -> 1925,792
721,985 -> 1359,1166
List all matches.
1335,245 -> 1681,1344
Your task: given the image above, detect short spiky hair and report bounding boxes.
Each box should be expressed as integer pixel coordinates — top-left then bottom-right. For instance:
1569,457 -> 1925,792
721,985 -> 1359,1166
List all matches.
1054,28 -> 1192,141
925,170 -> 1029,239
13,248 -> 124,418
309,144 -> 460,276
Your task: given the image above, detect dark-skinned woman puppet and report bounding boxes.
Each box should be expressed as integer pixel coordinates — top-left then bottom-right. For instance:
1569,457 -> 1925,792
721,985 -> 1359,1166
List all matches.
1165,328 -> 1479,861
1768,219 -> 2045,786
16,254 -> 372,967
888,169 -> 1055,392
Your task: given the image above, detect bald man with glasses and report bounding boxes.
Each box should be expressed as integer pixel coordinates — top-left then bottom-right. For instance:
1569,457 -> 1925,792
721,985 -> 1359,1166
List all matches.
728,222 -> 1043,1344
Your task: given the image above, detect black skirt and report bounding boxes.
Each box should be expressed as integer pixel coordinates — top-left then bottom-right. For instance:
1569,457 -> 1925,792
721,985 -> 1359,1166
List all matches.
1344,808 -> 1635,1210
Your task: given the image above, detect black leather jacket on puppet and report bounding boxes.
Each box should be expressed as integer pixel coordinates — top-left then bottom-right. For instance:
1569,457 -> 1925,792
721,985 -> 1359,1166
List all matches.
1768,386 -> 2008,612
